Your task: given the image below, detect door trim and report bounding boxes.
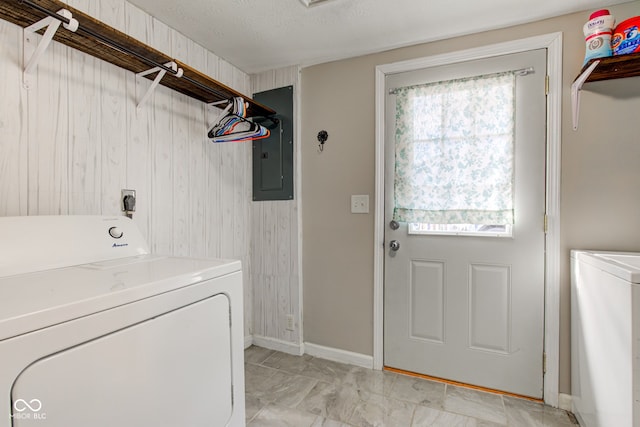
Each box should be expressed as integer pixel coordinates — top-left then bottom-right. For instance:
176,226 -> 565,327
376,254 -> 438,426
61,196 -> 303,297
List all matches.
373,32 -> 563,407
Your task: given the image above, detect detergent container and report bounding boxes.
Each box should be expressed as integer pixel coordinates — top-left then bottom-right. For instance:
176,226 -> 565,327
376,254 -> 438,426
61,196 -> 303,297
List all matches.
612,16 -> 640,55
583,9 -> 615,65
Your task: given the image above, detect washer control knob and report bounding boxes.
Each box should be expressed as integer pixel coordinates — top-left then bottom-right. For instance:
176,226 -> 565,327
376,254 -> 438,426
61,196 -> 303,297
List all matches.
108,226 -> 123,239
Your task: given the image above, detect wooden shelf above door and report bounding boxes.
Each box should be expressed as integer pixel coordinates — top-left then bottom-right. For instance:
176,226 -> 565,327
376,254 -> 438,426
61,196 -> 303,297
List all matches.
0,0 -> 276,117
576,51 -> 640,83
571,52 -> 640,130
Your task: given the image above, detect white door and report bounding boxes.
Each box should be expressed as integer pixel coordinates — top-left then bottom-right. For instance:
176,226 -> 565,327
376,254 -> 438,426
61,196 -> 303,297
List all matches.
384,49 -> 547,398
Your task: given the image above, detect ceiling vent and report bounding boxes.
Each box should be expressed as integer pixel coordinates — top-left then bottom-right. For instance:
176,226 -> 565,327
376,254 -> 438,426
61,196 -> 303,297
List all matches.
299,0 -> 335,7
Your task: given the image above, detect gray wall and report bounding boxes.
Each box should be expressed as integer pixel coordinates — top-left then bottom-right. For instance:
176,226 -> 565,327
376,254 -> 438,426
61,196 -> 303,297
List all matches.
301,1 -> 640,393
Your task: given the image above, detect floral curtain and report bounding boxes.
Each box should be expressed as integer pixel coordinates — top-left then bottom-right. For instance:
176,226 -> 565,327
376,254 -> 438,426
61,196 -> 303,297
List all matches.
393,71 -> 516,225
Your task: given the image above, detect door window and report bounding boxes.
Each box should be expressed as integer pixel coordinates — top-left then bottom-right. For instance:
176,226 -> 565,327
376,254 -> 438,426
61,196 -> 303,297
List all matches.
392,72 -> 516,236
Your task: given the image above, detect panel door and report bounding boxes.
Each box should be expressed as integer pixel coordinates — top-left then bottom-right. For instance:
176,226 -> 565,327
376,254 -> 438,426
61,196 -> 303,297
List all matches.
384,49 -> 547,398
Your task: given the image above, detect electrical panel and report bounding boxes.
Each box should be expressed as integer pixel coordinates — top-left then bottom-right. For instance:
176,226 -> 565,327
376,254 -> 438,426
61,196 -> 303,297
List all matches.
252,86 -> 294,201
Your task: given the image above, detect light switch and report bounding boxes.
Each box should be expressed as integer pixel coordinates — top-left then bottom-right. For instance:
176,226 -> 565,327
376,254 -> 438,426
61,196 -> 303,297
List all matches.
351,195 -> 369,214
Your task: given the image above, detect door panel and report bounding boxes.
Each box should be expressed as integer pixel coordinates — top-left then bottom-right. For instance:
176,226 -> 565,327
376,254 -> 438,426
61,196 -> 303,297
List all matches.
410,260 -> 445,343
468,263 -> 511,353
384,49 -> 547,398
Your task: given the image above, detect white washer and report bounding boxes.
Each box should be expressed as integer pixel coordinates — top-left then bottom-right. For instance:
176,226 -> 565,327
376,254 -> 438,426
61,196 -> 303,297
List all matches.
571,250 -> 640,427
0,216 -> 245,427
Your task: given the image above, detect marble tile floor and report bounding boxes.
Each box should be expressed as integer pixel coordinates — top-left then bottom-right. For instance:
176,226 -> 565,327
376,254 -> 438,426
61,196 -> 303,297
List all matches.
244,346 -> 578,427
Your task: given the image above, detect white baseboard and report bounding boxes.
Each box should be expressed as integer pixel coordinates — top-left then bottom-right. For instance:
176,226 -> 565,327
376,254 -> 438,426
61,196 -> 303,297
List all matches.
304,342 -> 374,369
244,335 -> 253,349
558,393 -> 573,412
252,335 -> 304,356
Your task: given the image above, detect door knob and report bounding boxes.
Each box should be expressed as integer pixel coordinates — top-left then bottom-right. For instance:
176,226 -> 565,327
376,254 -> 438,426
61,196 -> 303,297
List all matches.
389,240 -> 400,251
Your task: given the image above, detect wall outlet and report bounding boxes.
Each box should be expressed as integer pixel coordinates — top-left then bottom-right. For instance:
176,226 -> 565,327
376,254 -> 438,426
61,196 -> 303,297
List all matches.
121,189 -> 136,211
351,195 -> 369,214
286,314 -> 295,331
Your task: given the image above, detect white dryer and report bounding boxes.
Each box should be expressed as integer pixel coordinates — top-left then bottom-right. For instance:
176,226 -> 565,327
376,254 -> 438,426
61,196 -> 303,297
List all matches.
0,216 -> 245,427
571,250 -> 640,427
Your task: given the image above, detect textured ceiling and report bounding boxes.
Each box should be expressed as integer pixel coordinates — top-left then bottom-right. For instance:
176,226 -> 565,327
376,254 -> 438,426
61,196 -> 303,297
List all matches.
126,0 -> 630,74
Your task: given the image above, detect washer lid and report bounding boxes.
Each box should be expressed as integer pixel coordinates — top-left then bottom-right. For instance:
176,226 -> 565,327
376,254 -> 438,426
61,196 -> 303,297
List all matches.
572,250 -> 640,283
0,254 -> 241,341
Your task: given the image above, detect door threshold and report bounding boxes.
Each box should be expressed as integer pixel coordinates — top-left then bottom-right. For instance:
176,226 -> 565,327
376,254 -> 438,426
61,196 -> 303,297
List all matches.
383,366 -> 543,403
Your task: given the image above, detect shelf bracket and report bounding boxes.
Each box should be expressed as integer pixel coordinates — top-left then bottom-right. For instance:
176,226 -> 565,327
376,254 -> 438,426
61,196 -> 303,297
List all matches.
571,60 -> 600,131
136,61 -> 184,110
23,8 -> 78,89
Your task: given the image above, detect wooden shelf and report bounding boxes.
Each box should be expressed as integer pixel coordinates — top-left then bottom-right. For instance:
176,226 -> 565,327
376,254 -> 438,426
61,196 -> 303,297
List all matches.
576,51 -> 640,83
571,52 -> 640,130
0,0 -> 275,117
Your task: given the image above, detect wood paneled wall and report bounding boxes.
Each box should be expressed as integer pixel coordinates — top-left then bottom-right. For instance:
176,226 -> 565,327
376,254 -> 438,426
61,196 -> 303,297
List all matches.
251,67 -> 302,346
0,0 -> 255,337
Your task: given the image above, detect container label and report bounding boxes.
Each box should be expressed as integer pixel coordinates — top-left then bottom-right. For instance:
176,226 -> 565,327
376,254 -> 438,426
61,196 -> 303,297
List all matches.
612,25 -> 640,55
587,18 -> 606,30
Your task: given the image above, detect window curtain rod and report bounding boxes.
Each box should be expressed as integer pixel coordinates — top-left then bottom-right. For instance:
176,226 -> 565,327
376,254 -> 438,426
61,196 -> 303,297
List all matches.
19,0 -> 231,101
388,66 -> 534,95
